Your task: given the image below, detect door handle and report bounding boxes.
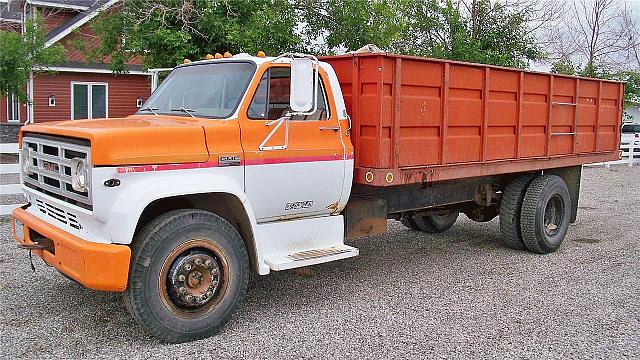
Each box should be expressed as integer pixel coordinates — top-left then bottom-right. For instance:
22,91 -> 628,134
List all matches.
320,126 -> 340,131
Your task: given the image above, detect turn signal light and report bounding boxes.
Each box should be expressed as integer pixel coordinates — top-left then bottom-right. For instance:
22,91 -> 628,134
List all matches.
223,52 -> 232,58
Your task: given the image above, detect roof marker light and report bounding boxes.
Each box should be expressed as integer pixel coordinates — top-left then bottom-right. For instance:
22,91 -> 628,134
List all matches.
205,54 -> 214,60
214,53 -> 223,59
223,52 -> 232,58
257,51 -> 266,58
183,59 -> 191,64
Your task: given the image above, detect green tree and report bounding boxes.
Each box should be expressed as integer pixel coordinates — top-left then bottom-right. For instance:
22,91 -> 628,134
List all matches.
86,0 -> 301,71
90,0 -> 543,71
551,56 -> 576,75
300,0 -> 543,68
298,0 -> 406,53
454,0 -> 543,68
0,14 -> 65,102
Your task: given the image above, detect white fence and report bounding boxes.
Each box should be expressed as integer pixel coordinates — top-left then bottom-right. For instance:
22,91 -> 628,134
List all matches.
587,142 -> 640,167
1,143 -> 24,216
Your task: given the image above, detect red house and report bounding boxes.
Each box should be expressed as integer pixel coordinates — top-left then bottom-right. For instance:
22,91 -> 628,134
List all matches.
0,0 -> 151,141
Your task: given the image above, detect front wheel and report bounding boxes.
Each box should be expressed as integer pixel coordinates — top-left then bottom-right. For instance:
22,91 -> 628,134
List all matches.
124,209 -> 249,343
520,175 -> 571,254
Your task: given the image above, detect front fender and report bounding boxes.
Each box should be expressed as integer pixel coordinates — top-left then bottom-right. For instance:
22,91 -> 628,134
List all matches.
91,166 -> 257,246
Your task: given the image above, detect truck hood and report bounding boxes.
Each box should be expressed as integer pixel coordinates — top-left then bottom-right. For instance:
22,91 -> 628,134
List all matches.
20,115 -> 211,166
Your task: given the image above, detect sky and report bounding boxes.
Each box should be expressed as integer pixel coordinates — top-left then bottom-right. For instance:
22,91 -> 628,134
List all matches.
531,0 -> 640,72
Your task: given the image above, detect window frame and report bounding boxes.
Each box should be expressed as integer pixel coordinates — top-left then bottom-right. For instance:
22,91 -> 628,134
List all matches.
622,124 -> 640,133
70,81 -> 109,120
6,93 -> 20,123
246,65 -> 331,121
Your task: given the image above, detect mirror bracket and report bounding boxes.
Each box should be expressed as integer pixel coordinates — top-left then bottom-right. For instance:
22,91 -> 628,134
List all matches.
259,115 -> 290,151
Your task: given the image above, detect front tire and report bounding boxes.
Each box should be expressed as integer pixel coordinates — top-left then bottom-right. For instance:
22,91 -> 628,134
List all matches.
124,209 -> 249,343
520,175 -> 571,254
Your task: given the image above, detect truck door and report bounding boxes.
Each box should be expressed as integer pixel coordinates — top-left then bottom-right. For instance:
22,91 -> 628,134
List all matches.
239,65 -> 346,222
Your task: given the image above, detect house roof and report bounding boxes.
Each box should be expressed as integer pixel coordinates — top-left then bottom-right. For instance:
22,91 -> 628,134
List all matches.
1,1 -> 118,44
51,61 -> 148,74
0,4 -> 22,23
45,0 -> 116,46
1,0 -> 94,11
29,1 -> 91,11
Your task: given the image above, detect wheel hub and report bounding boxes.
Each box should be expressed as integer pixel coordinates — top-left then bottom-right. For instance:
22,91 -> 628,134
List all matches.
543,194 -> 564,236
167,251 -> 221,309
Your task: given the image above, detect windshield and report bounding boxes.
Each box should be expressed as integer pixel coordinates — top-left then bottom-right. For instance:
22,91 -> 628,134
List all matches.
622,124 -> 640,133
138,62 -> 256,119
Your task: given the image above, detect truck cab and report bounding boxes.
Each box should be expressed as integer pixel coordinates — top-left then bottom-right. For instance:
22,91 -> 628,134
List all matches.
13,53 -> 358,342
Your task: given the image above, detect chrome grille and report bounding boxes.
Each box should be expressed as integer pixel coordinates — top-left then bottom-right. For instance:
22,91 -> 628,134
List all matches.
22,135 -> 92,208
35,198 -> 83,230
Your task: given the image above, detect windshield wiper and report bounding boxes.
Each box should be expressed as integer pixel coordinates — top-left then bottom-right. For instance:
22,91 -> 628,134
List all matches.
139,107 -> 159,115
170,107 -> 196,118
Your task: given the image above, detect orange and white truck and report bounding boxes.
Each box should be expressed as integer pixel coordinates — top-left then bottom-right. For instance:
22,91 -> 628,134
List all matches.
12,51 -> 623,342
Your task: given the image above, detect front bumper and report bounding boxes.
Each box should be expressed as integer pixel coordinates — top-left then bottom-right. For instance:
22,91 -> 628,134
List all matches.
12,206 -> 131,292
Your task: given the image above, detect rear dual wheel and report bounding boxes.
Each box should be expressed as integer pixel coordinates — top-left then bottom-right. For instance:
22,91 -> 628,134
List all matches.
500,174 -> 571,254
520,175 -> 571,254
125,209 -> 249,343
499,174 -> 537,250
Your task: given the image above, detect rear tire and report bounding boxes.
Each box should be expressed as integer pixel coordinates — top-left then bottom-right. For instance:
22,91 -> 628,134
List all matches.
520,175 -> 571,254
463,204 -> 499,222
124,209 -> 249,343
412,211 -> 459,233
499,173 -> 536,250
400,213 -> 420,230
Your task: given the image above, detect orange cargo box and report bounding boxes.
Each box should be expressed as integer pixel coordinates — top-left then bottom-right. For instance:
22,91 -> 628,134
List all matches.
322,53 -> 624,186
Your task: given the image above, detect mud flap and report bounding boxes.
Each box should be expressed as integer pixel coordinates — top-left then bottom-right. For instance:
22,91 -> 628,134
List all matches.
544,165 -> 581,223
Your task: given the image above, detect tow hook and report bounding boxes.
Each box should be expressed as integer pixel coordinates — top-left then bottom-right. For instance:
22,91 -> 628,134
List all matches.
17,243 -> 45,272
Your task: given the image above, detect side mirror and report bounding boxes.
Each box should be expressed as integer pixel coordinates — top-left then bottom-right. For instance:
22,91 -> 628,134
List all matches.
290,58 -> 315,113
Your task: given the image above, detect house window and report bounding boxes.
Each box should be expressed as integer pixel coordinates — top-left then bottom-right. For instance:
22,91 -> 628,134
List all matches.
6,93 -> 20,123
71,82 -> 108,120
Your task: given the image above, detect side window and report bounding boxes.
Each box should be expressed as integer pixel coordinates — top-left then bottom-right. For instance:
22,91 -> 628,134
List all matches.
7,93 -> 20,123
248,67 -> 329,121
71,83 -> 108,120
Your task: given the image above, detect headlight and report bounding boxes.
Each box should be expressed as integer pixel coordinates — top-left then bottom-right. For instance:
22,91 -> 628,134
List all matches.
70,158 -> 88,192
21,148 -> 32,175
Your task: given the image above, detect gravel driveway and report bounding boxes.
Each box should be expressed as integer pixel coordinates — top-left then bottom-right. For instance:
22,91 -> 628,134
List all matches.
1,165 -> 639,359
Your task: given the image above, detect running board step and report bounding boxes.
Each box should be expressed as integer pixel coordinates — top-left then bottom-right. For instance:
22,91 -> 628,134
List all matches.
264,244 -> 359,271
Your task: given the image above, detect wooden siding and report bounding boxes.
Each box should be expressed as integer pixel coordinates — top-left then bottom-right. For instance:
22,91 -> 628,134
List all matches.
0,22 -> 21,31
0,9 -> 149,124
40,9 -> 78,33
60,26 -> 144,66
32,72 -> 151,122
